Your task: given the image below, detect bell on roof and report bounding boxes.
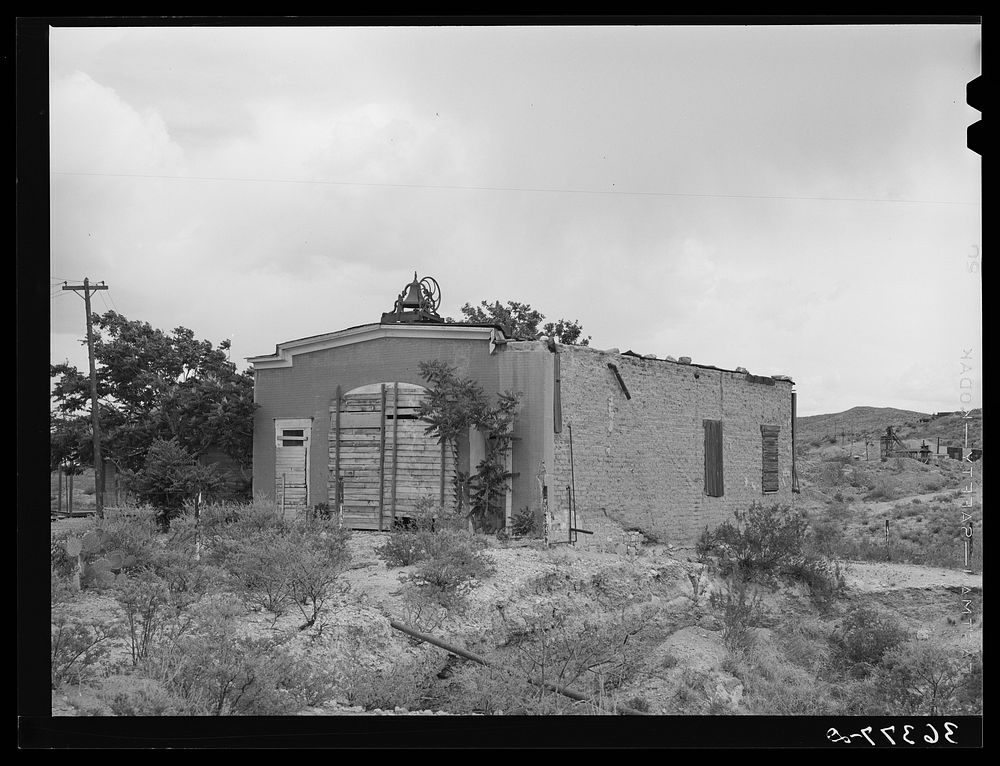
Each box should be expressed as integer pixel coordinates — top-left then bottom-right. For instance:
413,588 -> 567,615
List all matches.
401,272 -> 423,310
381,272 -> 443,324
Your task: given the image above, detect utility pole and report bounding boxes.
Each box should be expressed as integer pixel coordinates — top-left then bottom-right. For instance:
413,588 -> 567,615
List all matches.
62,278 -> 108,518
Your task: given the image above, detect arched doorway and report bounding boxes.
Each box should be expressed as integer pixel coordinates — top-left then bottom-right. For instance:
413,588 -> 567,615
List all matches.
330,383 -> 457,530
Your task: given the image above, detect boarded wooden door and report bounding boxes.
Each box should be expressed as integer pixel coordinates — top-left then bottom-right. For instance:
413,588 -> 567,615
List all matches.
761,425 -> 780,493
275,418 -> 311,513
703,419 -> 724,497
332,383 -> 456,530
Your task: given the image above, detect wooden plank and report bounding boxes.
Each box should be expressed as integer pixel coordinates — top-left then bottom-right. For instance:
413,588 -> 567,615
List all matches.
703,419 -> 724,497
333,386 -> 341,509
440,439 -> 446,507
391,382 -> 399,523
339,414 -> 383,429
378,384 -> 386,532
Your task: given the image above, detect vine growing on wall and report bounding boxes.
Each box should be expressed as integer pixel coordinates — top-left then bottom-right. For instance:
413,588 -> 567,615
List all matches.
417,360 -> 521,533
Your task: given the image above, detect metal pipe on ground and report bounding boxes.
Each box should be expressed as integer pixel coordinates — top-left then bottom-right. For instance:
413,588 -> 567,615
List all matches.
388,619 -> 646,715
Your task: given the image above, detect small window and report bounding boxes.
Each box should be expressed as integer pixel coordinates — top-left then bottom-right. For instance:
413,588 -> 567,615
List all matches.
761,425 -> 780,493
281,429 -> 306,447
703,419 -> 724,497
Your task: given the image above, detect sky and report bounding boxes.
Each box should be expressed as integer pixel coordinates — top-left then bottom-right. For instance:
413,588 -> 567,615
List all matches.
46,22 -> 982,417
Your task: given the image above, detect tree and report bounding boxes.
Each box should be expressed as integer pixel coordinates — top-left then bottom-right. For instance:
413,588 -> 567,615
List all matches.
416,360 -> 521,532
122,438 -> 225,522
450,300 -> 590,345
49,311 -> 257,483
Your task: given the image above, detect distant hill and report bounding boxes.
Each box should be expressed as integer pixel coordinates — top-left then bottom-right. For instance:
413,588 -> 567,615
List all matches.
796,406 -> 983,450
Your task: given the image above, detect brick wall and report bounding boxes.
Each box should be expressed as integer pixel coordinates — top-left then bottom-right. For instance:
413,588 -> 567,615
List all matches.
551,347 -> 794,549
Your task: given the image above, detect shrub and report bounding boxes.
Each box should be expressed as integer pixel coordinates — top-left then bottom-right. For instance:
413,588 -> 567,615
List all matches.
97,675 -> 190,716
625,696 -> 650,713
784,556 -> 845,610
376,529 -> 433,567
710,574 -> 765,653
136,594 -> 328,715
865,477 -> 897,501
397,529 -> 494,611
51,604 -> 123,688
829,604 -> 908,677
872,641 -> 978,715
698,503 -> 806,581
281,522 -> 352,629
809,518 -> 845,556
113,569 -> 173,667
510,506 -> 538,537
225,529 -> 296,616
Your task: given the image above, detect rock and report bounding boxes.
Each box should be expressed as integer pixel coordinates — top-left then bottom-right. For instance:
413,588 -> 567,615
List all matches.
664,355 -> 677,362
735,367 -> 748,374
678,356 -> 692,364
643,353 -> 657,359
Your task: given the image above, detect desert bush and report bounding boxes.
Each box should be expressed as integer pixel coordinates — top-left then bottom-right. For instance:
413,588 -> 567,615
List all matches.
138,594 -> 323,715
785,556 -> 845,610
50,536 -> 78,580
396,529 -> 494,612
375,528 -> 433,567
778,617 -> 832,673
870,641 -> 973,715
698,503 -> 809,580
828,604 -> 908,678
339,654 -> 440,712
97,674 -> 190,715
698,504 -> 798,577
113,569 -> 173,666
51,604 -> 123,688
819,461 -> 846,487
809,517 -> 846,556
732,647 -> 838,715
865,477 -> 897,501
710,574 -> 765,653
496,604 -> 646,706
226,529 -> 296,617
625,696 -> 650,713
510,506 -> 538,537
699,504 -> 846,607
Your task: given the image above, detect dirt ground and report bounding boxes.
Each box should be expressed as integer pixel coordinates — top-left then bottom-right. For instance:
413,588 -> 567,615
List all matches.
50,520 -> 984,717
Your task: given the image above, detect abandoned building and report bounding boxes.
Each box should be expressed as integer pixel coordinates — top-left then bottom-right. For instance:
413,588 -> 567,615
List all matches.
248,274 -> 797,547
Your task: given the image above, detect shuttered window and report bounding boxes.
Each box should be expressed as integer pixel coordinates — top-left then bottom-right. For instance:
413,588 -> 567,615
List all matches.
703,419 -> 724,497
761,425 -> 780,493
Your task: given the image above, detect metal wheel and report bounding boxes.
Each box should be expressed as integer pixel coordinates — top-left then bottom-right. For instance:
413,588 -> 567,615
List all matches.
420,277 -> 441,311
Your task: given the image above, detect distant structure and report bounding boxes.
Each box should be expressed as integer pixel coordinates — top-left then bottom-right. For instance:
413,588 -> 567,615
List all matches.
879,426 -> 932,463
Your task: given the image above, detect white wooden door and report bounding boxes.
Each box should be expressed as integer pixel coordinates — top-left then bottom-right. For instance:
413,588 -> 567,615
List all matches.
275,418 -> 311,513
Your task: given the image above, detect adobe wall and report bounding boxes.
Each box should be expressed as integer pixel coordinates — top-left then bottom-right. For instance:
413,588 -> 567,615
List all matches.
551,346 -> 794,549
252,335 -> 500,506
496,342 -> 553,526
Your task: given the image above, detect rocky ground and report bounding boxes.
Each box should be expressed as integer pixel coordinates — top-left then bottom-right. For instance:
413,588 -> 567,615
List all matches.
50,522 -> 984,717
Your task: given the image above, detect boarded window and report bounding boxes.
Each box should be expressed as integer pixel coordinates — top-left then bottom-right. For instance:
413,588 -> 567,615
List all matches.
703,419 -> 724,497
761,425 -> 780,493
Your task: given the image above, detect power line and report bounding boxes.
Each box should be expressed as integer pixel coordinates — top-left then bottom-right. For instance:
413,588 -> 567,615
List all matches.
50,170 -> 979,207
